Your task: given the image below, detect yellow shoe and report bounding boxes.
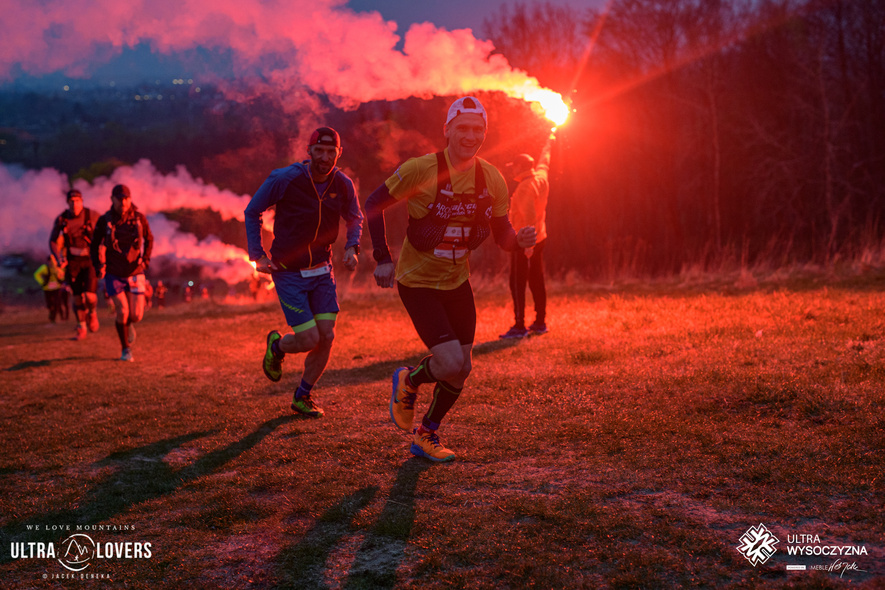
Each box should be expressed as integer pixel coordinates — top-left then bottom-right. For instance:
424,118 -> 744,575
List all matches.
410,429 -> 455,462
390,367 -> 417,431
291,395 -> 324,418
263,330 -> 284,382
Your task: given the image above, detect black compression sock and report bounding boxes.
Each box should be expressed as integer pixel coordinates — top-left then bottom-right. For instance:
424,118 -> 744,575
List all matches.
408,356 -> 436,388
423,380 -> 462,430
115,321 -> 128,349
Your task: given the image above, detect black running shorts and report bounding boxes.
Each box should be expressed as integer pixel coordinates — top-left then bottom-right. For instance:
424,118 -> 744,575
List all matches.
397,280 -> 476,348
66,256 -> 97,296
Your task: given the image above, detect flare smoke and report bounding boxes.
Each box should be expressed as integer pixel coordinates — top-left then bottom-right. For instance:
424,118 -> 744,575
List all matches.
1,0 -> 556,109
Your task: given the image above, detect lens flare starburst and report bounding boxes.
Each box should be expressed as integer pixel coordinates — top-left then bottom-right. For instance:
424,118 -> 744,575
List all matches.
525,88 -> 570,127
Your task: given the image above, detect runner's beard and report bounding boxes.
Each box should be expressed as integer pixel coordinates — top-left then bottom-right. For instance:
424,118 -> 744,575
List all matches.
312,161 -> 334,176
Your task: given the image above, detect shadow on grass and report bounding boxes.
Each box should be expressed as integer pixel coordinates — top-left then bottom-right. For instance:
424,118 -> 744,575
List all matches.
275,457 -> 433,589
275,486 -> 379,589
342,457 -> 434,589
0,415 -> 295,560
472,337 -> 522,355
5,360 -> 52,371
4,356 -> 110,372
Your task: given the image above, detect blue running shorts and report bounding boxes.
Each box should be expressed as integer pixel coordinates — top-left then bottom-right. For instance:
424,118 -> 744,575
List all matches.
105,274 -> 146,297
271,267 -> 339,331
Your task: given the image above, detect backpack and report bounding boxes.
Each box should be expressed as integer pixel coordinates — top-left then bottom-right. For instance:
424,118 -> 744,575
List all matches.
406,152 -> 493,253
57,208 -> 96,247
106,210 -> 146,264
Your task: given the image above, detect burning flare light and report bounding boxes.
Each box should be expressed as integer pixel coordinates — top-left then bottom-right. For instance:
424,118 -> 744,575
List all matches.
525,88 -> 570,127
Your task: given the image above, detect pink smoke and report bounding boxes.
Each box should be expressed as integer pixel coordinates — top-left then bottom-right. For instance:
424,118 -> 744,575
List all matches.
0,0 -> 558,109
0,161 -> 256,283
85,159 -> 248,221
0,0 -> 569,284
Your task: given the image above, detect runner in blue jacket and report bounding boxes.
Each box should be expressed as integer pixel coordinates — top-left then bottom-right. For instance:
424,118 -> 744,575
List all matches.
245,127 -> 363,417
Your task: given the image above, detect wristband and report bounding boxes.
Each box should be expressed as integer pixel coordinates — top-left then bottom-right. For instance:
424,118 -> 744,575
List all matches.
373,248 -> 391,263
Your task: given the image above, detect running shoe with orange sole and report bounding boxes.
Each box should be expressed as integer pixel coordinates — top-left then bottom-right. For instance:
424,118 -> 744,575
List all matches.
390,367 -> 417,431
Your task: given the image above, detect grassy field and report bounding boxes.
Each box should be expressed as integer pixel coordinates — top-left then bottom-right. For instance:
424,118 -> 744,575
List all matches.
1,274 -> 883,589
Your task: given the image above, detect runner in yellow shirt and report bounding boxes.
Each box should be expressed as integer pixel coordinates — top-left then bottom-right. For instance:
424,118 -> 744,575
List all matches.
365,96 -> 537,462
33,255 -> 65,323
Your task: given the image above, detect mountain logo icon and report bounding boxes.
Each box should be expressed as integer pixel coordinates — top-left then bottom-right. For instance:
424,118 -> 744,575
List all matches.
58,534 -> 96,572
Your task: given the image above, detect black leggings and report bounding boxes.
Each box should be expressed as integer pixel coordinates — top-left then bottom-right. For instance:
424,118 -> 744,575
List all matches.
509,239 -> 546,325
397,280 -> 476,349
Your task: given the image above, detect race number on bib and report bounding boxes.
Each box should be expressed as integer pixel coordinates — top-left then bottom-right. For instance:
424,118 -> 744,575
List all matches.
300,263 -> 332,278
433,226 -> 470,260
126,274 -> 146,294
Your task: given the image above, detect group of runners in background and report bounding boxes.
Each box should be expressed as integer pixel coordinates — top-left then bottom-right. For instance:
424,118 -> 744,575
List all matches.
45,184 -> 154,362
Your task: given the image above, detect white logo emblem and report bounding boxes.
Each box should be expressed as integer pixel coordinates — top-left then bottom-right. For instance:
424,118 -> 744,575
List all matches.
58,534 -> 96,572
737,524 -> 779,566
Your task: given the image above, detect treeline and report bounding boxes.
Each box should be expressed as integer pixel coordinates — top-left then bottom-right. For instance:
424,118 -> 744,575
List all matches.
485,0 -> 885,276
0,85 -> 290,196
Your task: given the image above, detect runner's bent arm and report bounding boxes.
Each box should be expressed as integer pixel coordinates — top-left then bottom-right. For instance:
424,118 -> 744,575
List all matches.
491,215 -> 536,251
342,179 -> 364,253
49,217 -> 65,266
90,216 -> 107,275
342,179 -> 364,270
244,174 -> 286,264
365,183 -> 398,264
491,215 -> 520,251
140,214 -> 154,270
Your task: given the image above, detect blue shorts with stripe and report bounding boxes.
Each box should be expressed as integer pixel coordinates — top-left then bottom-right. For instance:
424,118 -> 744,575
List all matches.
105,274 -> 147,297
271,267 -> 339,331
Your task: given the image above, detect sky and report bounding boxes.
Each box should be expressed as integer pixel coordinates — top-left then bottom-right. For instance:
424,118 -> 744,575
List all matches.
347,0 -> 579,38
0,0 -> 598,281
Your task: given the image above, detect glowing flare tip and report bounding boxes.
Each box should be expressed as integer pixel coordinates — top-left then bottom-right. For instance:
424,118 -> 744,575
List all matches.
524,89 -> 570,127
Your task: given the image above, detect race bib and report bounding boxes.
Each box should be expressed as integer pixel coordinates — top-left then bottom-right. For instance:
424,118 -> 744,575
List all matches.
127,274 -> 146,294
300,263 -> 332,278
433,226 -> 470,260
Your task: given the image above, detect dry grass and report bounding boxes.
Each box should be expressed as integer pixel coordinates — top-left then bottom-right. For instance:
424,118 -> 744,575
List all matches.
1,276 -> 883,589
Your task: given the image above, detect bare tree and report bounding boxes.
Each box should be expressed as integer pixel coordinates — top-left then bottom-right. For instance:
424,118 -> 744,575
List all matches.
481,0 -> 885,276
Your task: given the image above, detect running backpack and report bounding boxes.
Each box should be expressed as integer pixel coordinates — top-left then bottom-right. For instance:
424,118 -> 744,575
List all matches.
406,152 -> 493,252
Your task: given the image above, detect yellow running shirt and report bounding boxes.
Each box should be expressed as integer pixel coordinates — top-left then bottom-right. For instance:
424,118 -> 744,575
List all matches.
385,148 -> 509,290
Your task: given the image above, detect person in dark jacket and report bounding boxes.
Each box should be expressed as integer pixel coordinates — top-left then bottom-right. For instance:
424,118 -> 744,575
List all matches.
90,184 -> 153,362
50,189 -> 101,340
244,127 -> 363,418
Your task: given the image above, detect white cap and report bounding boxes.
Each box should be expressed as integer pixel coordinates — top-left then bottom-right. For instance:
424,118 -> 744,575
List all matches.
445,96 -> 487,127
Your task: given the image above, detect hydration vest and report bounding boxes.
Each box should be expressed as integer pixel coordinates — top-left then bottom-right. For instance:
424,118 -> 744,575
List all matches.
106,210 -> 146,264
57,208 -> 96,254
406,152 -> 493,259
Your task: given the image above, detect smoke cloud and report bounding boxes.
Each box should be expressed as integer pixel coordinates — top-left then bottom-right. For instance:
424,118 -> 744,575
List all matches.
1,0 -> 565,284
0,161 -> 255,284
0,0 -> 554,108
